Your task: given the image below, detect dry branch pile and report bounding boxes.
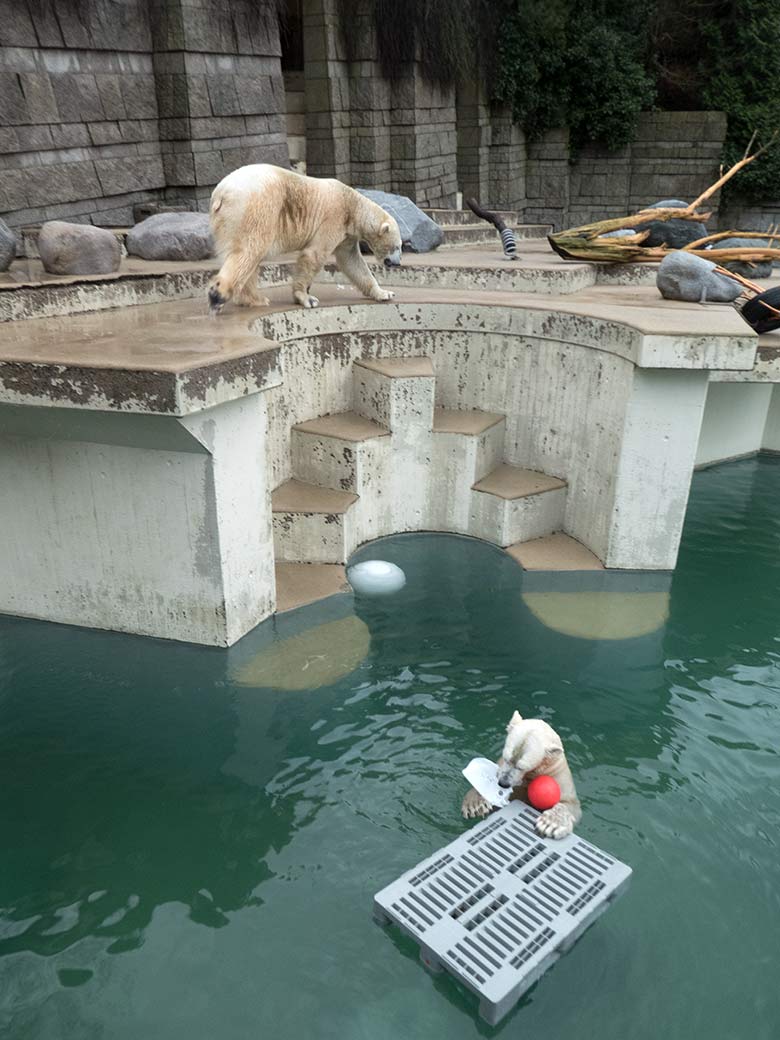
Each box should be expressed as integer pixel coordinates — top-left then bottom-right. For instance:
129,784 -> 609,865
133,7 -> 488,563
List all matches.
549,132 -> 780,268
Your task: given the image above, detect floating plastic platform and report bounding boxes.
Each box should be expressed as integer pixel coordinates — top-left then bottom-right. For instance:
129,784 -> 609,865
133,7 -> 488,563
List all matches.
373,801 -> 631,1025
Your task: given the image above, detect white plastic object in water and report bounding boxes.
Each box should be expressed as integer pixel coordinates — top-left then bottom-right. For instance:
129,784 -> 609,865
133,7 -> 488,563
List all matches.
462,757 -> 512,808
347,560 -> 406,597
374,801 -> 632,1025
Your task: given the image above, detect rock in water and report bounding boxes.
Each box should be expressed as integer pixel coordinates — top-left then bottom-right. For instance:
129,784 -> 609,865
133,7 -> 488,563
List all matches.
713,236 -> 773,279
38,221 -> 121,275
126,212 -> 214,261
656,251 -> 742,303
356,189 -> 443,253
640,198 -> 708,249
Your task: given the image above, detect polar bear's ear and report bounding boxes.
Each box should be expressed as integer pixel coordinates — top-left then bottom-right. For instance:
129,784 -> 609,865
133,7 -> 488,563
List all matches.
546,746 -> 563,758
506,710 -> 523,731
379,221 -> 391,235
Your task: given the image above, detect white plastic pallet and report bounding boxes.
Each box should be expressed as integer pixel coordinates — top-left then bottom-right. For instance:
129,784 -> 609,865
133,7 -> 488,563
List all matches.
373,801 -> 631,1025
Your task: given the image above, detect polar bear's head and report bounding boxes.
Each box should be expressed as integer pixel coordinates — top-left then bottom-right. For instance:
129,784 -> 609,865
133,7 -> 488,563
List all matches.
366,215 -> 402,269
497,710 -> 563,790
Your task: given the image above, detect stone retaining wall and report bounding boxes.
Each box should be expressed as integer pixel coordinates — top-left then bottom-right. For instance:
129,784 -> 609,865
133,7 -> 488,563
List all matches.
0,0 -> 288,228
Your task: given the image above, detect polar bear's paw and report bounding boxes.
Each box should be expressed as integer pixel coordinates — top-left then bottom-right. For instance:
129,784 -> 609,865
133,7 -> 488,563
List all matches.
535,803 -> 575,840
461,788 -> 494,820
370,288 -> 396,302
294,291 -> 320,309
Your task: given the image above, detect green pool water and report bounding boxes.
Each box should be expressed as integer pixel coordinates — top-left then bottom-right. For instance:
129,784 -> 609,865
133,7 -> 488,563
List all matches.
2,456 -> 779,1039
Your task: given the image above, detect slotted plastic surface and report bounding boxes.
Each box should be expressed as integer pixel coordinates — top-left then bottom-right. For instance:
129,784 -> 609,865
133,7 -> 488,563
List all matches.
373,801 -> 631,1025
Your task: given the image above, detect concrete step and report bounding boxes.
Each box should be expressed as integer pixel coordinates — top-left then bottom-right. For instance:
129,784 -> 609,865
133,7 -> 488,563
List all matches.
422,208 -> 519,227
506,532 -> 603,571
439,224 -> 552,247
271,478 -> 358,564
291,411 -> 390,493
428,409 -> 506,532
353,356 -> 435,431
470,464 -> 567,546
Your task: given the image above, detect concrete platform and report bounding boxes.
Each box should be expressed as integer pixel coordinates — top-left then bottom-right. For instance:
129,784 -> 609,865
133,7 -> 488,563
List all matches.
0,234 -> 772,644
275,562 -> 348,613
507,533 -> 604,571
473,464 -> 566,500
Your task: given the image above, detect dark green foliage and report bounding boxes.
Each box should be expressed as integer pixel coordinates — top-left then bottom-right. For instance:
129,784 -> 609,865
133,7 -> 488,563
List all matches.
698,1 -> 780,203
492,0 -> 656,152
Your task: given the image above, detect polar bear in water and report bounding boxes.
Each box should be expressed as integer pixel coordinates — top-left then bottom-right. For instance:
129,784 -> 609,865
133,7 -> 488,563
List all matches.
207,164 -> 402,313
462,711 -> 582,839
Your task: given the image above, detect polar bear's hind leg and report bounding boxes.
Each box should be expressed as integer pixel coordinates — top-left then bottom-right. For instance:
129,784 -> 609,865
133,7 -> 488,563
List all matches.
209,235 -> 271,313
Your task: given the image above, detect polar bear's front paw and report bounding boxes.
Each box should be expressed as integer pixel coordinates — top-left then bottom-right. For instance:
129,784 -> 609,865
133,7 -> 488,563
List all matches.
294,291 -> 320,309
370,288 -> 395,302
461,788 -> 494,820
535,803 -> 575,840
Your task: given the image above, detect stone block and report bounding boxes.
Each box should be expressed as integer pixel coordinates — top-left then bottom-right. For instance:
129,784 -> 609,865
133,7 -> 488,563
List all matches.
25,162 -> 102,207
94,155 -> 166,197
237,75 -> 276,115
123,75 -> 158,119
96,74 -> 128,120
207,73 -> 242,116
50,73 -> 105,122
0,218 -> 18,270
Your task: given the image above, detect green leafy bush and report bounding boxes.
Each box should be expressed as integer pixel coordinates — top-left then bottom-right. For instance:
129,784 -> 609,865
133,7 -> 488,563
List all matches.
699,1 -> 780,203
491,0 -> 655,152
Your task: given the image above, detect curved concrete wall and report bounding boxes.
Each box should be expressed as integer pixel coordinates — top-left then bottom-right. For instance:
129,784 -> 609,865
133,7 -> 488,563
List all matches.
255,300 -> 710,567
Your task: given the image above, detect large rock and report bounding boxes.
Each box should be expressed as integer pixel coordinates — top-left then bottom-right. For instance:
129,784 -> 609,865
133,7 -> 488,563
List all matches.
38,221 -> 121,276
0,219 -> 16,271
713,236 -> 773,279
639,199 -> 708,249
126,212 -> 214,261
656,251 -> 742,303
356,189 -> 443,253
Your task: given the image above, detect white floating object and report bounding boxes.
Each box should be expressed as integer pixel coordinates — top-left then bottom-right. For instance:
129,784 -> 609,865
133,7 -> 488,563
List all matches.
374,801 -> 632,1025
462,756 -> 512,808
347,560 -> 406,597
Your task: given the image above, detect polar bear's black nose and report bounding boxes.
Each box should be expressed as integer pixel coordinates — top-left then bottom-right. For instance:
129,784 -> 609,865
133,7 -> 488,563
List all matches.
498,775 -> 512,789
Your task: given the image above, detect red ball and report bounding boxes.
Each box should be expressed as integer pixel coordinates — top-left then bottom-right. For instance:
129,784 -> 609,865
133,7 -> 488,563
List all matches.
527,775 -> 561,811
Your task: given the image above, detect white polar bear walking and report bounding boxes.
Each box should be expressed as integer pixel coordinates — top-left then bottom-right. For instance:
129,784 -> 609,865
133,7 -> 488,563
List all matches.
462,711 -> 582,839
207,164 -> 403,313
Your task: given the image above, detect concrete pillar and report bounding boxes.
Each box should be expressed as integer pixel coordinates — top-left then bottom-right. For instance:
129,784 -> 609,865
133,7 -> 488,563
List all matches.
456,79 -> 491,204
302,0 -> 351,180
762,384 -> 780,452
696,381 -> 773,466
0,396 -> 275,646
523,128 -> 570,230
151,0 -> 289,210
606,369 -> 710,570
487,103 -> 526,210
391,69 -> 457,206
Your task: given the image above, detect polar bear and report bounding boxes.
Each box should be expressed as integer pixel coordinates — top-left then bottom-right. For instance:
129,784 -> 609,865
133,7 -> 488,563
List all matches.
207,164 -> 402,313
462,711 -> 582,839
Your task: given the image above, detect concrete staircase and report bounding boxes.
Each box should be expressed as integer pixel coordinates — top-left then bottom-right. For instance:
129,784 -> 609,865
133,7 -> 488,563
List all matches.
271,356 -> 573,566
421,208 -> 551,248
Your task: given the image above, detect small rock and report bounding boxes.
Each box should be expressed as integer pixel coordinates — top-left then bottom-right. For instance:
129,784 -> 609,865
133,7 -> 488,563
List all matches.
603,229 -> 635,238
126,212 -> 214,261
656,250 -> 742,303
38,221 -> 121,275
712,236 -> 773,279
356,189 -> 443,253
0,218 -> 17,271
639,199 -> 708,249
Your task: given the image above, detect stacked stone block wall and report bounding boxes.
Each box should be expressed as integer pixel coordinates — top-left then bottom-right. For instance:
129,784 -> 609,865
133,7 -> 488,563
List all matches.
0,0 -> 288,228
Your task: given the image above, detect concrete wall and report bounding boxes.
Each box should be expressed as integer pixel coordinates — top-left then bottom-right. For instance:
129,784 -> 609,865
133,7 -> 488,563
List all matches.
696,381 -> 775,466
256,301 -> 721,570
0,0 -> 289,227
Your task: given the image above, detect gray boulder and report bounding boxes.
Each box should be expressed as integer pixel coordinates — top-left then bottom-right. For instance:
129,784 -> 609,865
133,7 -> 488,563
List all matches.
356,189 -> 443,253
639,198 -> 708,249
126,212 -> 214,261
38,221 -> 121,275
0,218 -> 17,271
656,250 -> 742,303
603,228 -> 635,238
712,236 -> 773,279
